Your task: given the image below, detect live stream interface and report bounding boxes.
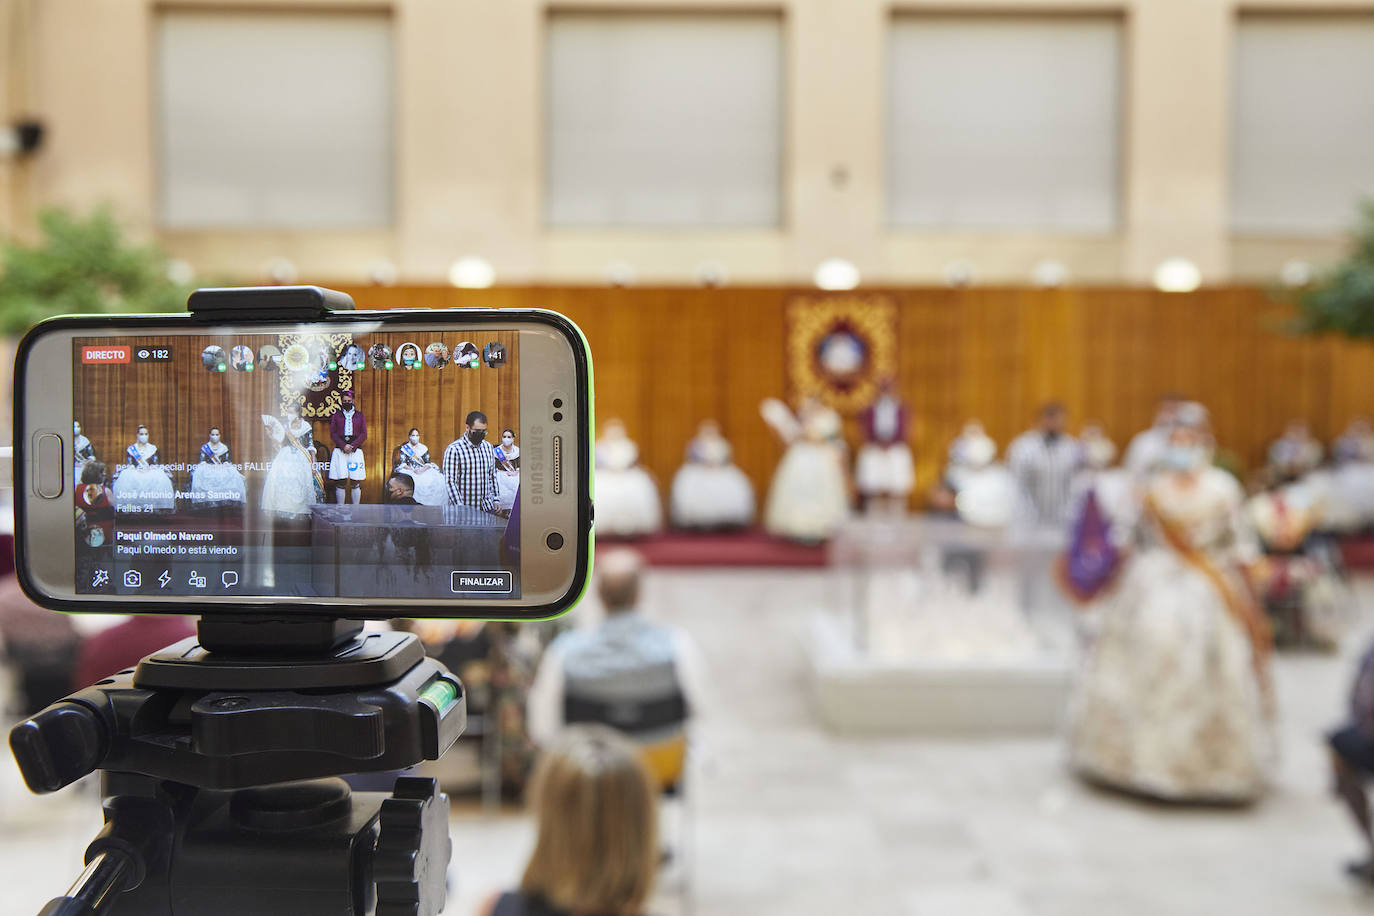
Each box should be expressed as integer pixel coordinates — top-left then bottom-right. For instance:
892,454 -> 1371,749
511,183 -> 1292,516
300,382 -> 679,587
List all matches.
71,330 -> 522,600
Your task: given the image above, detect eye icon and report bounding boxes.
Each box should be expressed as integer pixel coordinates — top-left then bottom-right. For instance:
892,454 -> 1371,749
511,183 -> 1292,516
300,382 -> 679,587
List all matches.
137,349 -> 150,360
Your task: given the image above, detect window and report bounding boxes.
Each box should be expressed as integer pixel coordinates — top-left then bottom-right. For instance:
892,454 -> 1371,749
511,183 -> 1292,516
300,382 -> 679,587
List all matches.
545,13 -> 783,228
1231,16 -> 1374,235
157,10 -> 394,229
887,15 -> 1121,232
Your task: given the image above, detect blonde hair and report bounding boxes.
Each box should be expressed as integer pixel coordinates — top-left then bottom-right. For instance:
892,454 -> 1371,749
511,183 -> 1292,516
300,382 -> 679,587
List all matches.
520,726 -> 658,915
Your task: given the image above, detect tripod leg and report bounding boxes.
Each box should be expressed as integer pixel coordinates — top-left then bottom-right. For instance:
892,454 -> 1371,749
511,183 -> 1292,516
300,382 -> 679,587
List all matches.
37,850 -> 135,916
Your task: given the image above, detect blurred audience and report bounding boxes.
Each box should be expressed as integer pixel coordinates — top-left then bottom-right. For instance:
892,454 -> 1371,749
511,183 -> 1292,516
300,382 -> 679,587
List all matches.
0,576 -> 79,714
73,613 -> 195,689
529,549 -> 708,789
480,725 -> 658,916
1125,393 -> 1184,477
1008,401 -> 1082,530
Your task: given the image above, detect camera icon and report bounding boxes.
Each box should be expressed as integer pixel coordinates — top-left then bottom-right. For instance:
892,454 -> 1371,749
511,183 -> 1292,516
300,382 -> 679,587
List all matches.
122,570 -> 142,588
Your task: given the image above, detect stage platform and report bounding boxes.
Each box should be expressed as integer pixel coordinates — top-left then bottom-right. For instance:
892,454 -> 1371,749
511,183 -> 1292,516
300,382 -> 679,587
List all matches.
597,528 -> 827,568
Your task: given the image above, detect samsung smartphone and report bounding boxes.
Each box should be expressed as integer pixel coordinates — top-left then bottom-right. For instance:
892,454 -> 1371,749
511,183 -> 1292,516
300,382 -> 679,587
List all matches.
12,295 -> 593,619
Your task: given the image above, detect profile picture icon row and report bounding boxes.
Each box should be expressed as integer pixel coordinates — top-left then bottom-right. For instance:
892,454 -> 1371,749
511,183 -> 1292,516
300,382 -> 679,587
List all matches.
200,340 -> 508,374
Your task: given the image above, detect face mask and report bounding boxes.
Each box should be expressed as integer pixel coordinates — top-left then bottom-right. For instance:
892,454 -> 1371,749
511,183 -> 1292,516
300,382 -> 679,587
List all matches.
1044,430 -> 1062,444
210,433 -> 220,443
1164,445 -> 1205,471
137,433 -> 149,444
502,436 -> 514,447
343,403 -> 354,412
409,434 -> 420,444
468,429 -> 487,446
74,423 -> 81,435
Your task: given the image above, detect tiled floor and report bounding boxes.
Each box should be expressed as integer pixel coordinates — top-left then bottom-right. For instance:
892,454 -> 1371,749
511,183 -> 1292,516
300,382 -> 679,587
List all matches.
3,570 -> 1373,915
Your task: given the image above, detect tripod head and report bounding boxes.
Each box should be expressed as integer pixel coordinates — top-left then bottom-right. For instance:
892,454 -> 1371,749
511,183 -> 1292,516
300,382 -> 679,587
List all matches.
9,614 -> 467,916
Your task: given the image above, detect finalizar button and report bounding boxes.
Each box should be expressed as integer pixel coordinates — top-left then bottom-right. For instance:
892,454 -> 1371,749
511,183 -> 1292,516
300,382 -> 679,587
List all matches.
451,570 -> 513,594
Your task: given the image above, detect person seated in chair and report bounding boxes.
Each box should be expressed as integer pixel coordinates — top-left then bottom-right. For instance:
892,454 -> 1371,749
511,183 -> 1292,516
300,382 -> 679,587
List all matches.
528,549 -> 708,791
480,726 -> 658,916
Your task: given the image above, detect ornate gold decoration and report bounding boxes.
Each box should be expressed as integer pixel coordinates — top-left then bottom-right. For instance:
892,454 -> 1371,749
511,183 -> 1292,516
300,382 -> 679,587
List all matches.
786,295 -> 898,414
278,332 -> 354,418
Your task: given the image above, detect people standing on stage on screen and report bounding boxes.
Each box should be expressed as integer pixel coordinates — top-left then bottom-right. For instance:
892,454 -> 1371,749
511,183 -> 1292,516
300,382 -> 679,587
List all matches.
75,461 -> 114,549
670,418 -> 754,530
855,380 -> 914,515
593,419 -> 663,538
1008,402 -> 1083,530
1125,393 -> 1184,478
189,427 -> 247,510
328,389 -> 368,505
72,420 -> 95,490
761,397 -> 850,543
1268,419 -> 1324,483
393,428 -> 448,505
494,428 -> 521,514
261,404 -> 324,519
111,424 -> 176,513
387,474 -> 419,505
444,410 -> 507,517
1067,402 -> 1276,803
340,343 -> 366,371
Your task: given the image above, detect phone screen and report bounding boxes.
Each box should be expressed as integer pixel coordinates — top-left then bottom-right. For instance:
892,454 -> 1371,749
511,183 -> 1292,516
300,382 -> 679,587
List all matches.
69,329 -> 526,601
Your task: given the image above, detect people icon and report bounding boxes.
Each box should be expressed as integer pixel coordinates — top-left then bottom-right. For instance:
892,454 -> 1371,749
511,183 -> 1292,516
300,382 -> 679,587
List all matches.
368,343 -> 393,369
340,343 -> 366,371
201,345 -> 227,373
397,342 -> 422,370
483,341 -> 508,368
229,345 -> 254,371
454,341 -> 480,369
423,342 -> 450,370
189,426 -> 247,509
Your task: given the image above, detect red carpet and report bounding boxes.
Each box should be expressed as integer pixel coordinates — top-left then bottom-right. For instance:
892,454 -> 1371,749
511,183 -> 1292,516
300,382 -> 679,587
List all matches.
598,528 -> 827,568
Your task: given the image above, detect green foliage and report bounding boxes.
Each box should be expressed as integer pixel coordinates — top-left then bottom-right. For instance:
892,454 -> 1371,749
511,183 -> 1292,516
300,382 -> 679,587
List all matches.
0,207 -> 189,335
1296,201 -> 1374,339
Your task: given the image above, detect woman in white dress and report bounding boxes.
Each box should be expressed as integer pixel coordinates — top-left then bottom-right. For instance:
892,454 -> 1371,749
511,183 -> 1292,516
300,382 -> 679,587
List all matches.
670,419 -> 754,529
594,419 -> 662,537
394,428 -> 449,506
761,398 -> 850,542
494,428 -> 521,514
261,406 -> 325,519
189,427 -> 247,509
110,425 -> 177,513
73,420 -> 96,489
1068,405 -> 1276,803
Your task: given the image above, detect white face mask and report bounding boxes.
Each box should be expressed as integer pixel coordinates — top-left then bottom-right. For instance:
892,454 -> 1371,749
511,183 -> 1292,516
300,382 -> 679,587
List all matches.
502,436 -> 514,447
137,433 -> 149,444
210,432 -> 220,443
1164,445 -> 1206,472
74,422 -> 81,435
409,434 -> 420,444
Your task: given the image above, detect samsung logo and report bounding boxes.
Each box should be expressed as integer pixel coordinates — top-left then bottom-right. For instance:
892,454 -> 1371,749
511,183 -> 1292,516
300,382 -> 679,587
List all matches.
528,425 -> 544,504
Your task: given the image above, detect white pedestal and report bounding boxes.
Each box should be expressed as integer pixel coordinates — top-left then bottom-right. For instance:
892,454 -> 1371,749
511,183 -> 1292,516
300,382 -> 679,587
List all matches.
806,613 -> 1075,736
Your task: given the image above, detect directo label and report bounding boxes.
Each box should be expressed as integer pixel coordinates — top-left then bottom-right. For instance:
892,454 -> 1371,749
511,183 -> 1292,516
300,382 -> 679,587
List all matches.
82,345 -> 131,364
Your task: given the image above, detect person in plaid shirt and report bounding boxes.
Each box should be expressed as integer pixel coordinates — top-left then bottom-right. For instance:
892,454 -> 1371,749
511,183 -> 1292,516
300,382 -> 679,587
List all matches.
444,410 -> 507,516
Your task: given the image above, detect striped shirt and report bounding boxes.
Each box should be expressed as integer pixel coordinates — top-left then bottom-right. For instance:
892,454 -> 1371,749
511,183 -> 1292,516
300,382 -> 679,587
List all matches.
1008,431 -> 1083,527
443,435 -> 499,512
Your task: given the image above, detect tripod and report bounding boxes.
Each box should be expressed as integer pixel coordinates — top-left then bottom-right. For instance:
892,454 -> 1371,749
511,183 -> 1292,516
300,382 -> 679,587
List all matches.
9,615 -> 466,916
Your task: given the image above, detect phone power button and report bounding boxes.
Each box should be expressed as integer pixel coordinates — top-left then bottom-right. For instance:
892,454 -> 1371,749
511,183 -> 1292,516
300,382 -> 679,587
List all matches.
35,433 -> 64,498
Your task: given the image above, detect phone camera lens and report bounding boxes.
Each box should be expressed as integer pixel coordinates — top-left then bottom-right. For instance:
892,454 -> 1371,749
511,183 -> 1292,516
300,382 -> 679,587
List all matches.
553,411 -> 563,422
546,532 -> 565,551
553,398 -> 564,408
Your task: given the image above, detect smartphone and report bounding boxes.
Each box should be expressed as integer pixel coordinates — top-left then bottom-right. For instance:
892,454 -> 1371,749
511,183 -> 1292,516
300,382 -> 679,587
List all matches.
12,301 -> 593,619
